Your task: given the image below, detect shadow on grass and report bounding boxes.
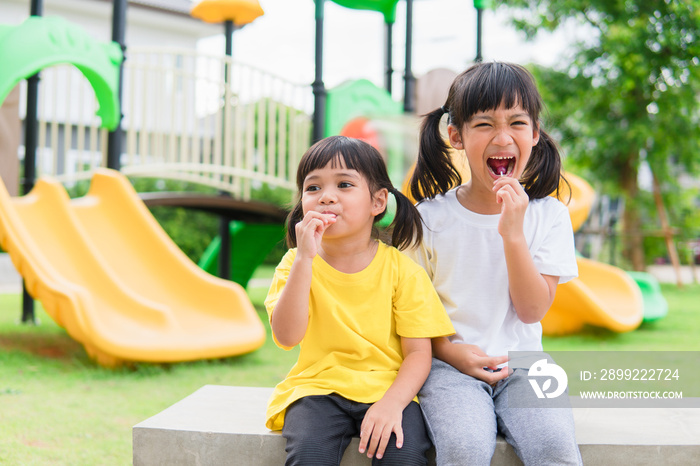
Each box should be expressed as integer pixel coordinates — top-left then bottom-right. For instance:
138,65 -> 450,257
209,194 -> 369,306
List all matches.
0,330 -> 86,362
0,294 -> 274,373
0,328 -> 267,377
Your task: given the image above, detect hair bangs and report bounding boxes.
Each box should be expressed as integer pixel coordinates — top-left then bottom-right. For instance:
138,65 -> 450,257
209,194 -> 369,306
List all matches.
295,137 -> 364,190
457,62 -> 542,123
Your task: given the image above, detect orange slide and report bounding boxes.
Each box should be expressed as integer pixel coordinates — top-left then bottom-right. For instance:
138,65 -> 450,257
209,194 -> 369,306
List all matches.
0,169 -> 265,367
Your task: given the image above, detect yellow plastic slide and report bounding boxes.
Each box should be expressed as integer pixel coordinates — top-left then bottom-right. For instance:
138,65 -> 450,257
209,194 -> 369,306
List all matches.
541,257 -> 643,335
0,169 -> 265,366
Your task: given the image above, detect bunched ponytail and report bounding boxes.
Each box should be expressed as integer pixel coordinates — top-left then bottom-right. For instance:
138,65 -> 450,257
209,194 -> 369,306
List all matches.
284,202 -> 304,249
387,187 -> 423,251
521,128 -> 569,201
410,106 -> 462,202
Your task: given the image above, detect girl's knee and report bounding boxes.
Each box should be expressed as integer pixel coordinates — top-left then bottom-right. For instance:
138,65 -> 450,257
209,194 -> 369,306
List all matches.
284,439 -> 344,466
508,419 -> 580,466
379,406 -> 432,465
376,437 -> 429,466
515,439 -> 582,466
435,446 -> 494,466
433,434 -> 496,466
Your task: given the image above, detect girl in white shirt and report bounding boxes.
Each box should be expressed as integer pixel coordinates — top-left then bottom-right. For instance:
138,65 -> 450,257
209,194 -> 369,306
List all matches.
406,62 -> 582,465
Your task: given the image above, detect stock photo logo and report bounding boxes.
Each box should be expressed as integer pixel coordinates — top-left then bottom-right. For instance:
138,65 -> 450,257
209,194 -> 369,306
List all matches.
527,359 -> 568,399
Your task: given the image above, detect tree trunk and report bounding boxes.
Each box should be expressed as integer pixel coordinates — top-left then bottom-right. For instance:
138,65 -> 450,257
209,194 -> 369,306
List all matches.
652,174 -> 683,287
620,156 -> 645,271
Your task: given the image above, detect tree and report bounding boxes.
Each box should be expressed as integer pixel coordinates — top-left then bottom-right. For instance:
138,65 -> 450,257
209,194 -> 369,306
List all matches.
495,0 -> 700,270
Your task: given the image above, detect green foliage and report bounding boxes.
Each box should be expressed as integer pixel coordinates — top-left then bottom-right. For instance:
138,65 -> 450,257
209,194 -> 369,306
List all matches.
149,206 -> 218,263
495,0 -> 700,265
254,182 -> 295,211
128,178 -> 220,263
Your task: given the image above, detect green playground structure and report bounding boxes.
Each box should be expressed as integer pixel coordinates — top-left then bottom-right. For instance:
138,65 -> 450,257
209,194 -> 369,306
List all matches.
627,271 -> 669,322
330,0 -> 400,22
0,16 -> 122,130
198,222 -> 286,289
0,14 -> 269,366
327,79 -> 412,186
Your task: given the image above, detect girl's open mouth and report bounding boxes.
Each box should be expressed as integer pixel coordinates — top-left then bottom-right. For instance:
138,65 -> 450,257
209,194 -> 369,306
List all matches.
487,156 -> 515,177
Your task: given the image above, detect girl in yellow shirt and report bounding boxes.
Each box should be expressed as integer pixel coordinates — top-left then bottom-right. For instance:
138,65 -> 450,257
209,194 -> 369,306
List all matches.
265,135 -> 454,465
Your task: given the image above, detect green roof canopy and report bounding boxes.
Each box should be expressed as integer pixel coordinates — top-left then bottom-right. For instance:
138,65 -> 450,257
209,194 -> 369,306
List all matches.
0,17 -> 122,129
330,0 -> 400,23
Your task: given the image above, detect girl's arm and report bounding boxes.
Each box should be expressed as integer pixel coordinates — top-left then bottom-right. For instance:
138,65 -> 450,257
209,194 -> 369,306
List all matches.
358,337 -> 431,460
270,211 -> 335,347
503,235 -> 559,323
432,337 -> 509,384
269,255 -> 313,347
494,177 -> 558,323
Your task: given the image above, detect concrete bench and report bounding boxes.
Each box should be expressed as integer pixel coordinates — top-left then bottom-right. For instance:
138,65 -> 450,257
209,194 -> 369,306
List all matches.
133,385 -> 700,465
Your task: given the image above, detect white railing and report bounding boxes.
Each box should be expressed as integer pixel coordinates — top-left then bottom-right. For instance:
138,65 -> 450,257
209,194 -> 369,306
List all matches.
22,65 -> 110,183
22,46 -> 313,202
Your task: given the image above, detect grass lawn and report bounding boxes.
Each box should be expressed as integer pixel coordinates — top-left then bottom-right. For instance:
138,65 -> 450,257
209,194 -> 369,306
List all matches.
0,279 -> 698,464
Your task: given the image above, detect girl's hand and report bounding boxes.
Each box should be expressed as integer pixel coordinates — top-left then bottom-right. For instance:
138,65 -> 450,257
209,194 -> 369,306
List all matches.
449,343 -> 510,385
294,211 -> 336,260
358,398 -> 404,460
493,176 -> 528,240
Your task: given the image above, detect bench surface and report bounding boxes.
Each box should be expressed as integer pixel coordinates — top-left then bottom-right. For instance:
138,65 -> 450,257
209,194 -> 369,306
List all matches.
133,385 -> 700,465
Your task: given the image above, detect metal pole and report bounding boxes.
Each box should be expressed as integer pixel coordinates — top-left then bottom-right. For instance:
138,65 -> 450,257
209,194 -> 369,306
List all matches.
218,20 -> 235,281
21,0 -> 45,324
107,0 -> 127,170
224,20 -> 234,57
312,0 -> 326,142
385,21 -> 393,94
475,7 -> 483,62
403,0 -> 415,113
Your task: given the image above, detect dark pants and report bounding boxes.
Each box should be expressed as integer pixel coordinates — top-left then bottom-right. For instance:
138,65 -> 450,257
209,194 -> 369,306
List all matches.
282,394 -> 431,466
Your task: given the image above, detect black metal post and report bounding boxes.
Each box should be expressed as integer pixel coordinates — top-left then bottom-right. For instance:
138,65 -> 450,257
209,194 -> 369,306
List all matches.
224,20 -> 234,57
218,20 -> 235,280
475,7 -> 483,63
21,73 -> 38,324
107,0 -> 127,170
312,0 -> 326,142
21,0 -> 44,324
385,21 -> 393,94
23,76 -> 39,198
403,0 -> 415,113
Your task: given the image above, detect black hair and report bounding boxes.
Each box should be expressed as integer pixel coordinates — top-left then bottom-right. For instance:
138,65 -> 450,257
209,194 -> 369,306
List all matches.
410,61 -> 567,202
286,135 -> 423,250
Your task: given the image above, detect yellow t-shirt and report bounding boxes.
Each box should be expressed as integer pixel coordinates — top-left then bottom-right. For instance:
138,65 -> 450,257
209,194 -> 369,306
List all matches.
264,241 -> 454,431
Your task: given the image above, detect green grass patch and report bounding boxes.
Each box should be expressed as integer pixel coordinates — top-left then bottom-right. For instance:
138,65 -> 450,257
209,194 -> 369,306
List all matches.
543,284 -> 700,351
0,283 -> 698,464
0,288 -> 298,465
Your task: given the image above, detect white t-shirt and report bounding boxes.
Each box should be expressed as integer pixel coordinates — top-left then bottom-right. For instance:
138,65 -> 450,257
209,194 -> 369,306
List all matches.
405,188 -> 578,365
